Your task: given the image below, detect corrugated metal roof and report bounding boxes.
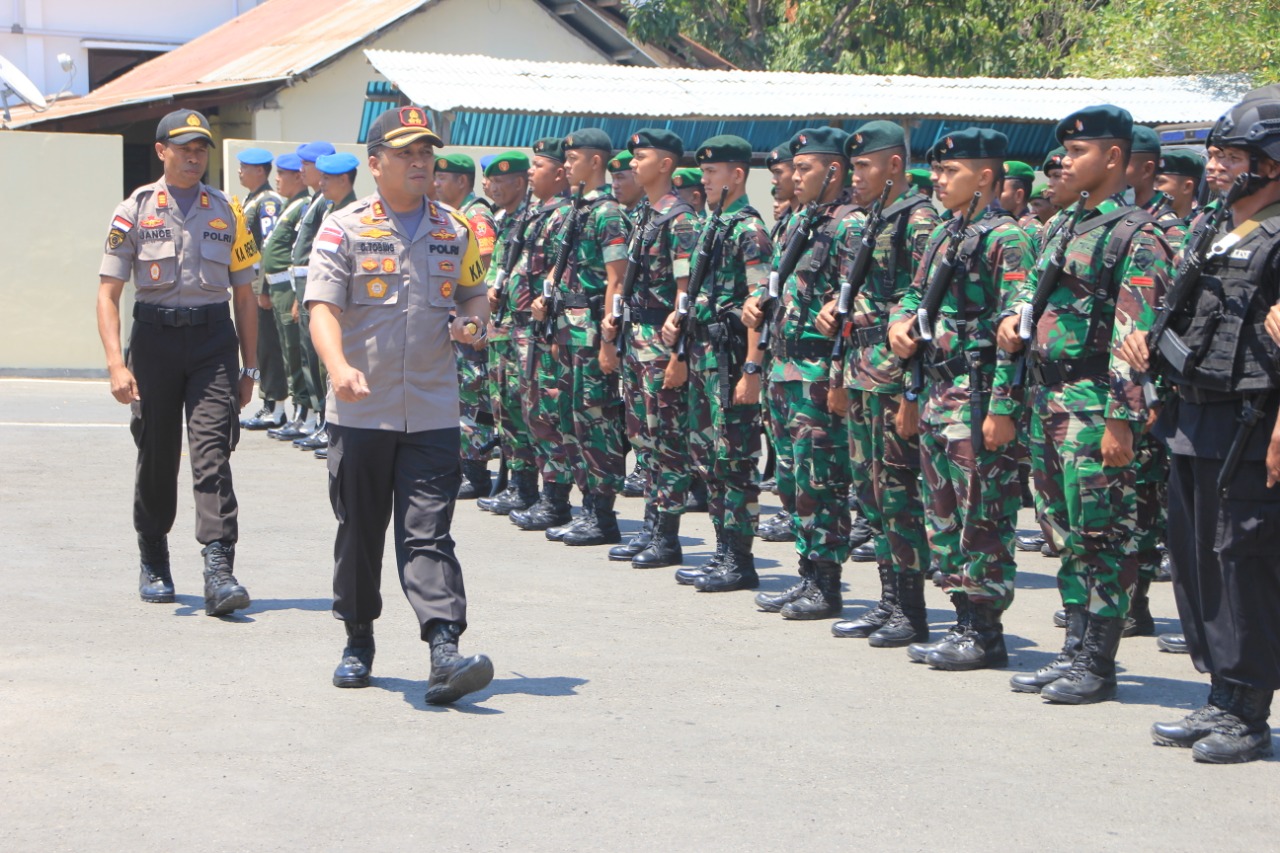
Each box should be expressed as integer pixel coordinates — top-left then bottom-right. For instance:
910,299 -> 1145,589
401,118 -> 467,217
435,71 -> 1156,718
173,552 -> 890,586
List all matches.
365,50 -> 1252,125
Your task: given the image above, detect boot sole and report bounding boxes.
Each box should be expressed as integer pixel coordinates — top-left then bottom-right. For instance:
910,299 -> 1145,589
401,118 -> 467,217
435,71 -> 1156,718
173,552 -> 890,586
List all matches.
1191,743 -> 1273,764
609,551 -> 644,562
205,589 -> 251,617
696,579 -> 760,593
1041,685 -> 1117,704
780,609 -> 842,621
424,656 -> 495,705
562,535 -> 623,547
333,674 -> 371,688
632,560 -> 681,570
867,633 -> 929,649
140,591 -> 176,604
1151,731 -> 1204,749
928,655 -> 1009,671
674,573 -> 706,585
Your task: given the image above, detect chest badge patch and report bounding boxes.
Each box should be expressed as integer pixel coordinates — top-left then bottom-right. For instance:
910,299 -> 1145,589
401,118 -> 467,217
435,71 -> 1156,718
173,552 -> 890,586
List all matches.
440,281 -> 454,299
208,218 -> 229,230
149,263 -> 162,282
431,229 -> 456,242
140,215 -> 165,229
366,277 -> 388,299
438,260 -> 455,272
360,228 -> 394,239
361,258 -> 379,272
381,258 -> 397,273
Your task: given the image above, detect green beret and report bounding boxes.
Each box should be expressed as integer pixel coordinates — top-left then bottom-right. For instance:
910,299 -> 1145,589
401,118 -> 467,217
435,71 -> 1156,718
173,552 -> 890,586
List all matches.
934,128 -> 1008,161
1004,161 -> 1035,183
846,121 -> 906,157
1131,125 -> 1162,155
790,126 -> 850,158
532,137 -> 566,163
1057,104 -> 1134,145
906,168 -> 933,192
434,153 -> 475,176
628,128 -> 684,158
1031,181 -> 1049,199
484,151 -> 530,178
608,150 -> 633,173
673,168 -> 704,189
563,128 -> 613,153
1042,146 -> 1067,173
695,134 -> 752,165
1158,149 -> 1206,181
766,143 -> 793,168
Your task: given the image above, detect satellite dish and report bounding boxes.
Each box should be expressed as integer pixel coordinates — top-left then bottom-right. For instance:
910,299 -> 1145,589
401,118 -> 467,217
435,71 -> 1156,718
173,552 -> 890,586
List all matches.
1,53 -> 48,124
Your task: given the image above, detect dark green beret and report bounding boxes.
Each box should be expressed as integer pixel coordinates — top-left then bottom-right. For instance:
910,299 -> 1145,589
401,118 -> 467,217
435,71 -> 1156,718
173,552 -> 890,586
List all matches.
532,137 -> 566,163
673,168 -> 704,189
608,150 -> 633,173
1042,146 -> 1067,173
434,153 -> 475,176
789,126 -> 850,158
1158,149 -> 1206,181
484,151 -> 530,178
1057,104 -> 1134,145
1131,125 -> 1162,155
906,168 -> 933,192
846,121 -> 906,157
766,143 -> 793,168
563,128 -> 613,153
934,128 -> 1008,161
628,128 -> 684,158
1004,161 -> 1035,182
695,134 -> 752,165
1031,181 -> 1049,199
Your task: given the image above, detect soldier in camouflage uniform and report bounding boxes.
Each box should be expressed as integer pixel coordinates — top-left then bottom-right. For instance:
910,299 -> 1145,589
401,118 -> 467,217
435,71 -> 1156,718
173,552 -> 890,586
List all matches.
817,121 -> 940,645
673,167 -> 707,218
659,135 -> 771,592
1002,160 -> 1039,237
1155,149 -> 1205,221
888,128 -> 1035,671
999,105 -> 1174,703
600,128 -> 699,569
743,127 -> 856,620
435,153 -> 499,498
608,150 -> 651,501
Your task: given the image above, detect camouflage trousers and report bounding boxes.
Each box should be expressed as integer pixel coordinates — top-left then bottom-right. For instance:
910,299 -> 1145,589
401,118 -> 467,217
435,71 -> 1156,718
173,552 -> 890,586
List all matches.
566,340 -> 627,497
487,328 -> 537,474
773,378 -> 850,565
1133,431 -> 1169,582
846,390 -> 929,575
764,373 -> 796,514
623,325 -> 693,514
919,415 -> 1020,609
522,341 -> 575,486
686,341 -> 761,539
1030,410 -> 1140,620
456,343 -> 494,462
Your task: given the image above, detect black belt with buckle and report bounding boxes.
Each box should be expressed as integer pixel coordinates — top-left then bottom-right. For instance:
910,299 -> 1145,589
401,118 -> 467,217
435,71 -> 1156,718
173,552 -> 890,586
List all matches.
133,302 -> 231,327
1027,353 -> 1109,387
774,337 -> 831,361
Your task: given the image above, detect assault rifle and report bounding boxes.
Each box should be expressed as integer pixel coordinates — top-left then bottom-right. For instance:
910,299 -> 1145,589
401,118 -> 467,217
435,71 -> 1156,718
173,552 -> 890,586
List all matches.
676,185 -> 730,362
831,180 -> 893,360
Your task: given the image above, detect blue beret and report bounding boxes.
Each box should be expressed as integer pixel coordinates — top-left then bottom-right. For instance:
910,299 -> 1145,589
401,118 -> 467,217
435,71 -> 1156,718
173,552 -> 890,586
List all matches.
316,152 -> 359,175
479,154 -> 497,173
237,147 -> 273,166
296,141 -> 336,163
276,152 -> 303,172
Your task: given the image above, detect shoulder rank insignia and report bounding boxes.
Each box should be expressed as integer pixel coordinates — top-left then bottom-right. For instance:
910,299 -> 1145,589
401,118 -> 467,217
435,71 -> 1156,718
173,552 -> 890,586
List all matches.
200,191 -> 210,209
156,191 -> 169,209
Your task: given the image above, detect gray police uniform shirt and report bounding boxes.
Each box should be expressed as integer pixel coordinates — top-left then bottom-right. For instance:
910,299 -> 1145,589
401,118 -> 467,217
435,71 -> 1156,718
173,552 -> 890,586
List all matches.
304,194 -> 485,433
100,180 -> 258,307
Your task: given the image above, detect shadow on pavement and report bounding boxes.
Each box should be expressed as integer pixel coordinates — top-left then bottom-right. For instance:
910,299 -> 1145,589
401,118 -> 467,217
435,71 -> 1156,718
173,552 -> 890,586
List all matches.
376,673 -> 589,714
171,594 -> 330,619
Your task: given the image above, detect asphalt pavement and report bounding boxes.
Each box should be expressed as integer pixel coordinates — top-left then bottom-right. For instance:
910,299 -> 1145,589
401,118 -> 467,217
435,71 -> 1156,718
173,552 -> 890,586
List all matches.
0,377 -> 1275,853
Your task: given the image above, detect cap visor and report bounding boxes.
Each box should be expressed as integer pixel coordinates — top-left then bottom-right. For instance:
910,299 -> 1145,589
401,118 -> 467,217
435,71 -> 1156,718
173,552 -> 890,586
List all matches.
166,131 -> 215,148
382,128 -> 444,149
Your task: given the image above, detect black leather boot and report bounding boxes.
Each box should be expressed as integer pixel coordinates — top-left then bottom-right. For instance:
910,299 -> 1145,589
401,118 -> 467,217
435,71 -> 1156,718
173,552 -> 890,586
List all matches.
927,600 -> 1008,670
562,494 -> 622,546
869,571 -> 930,648
676,520 -> 724,585
632,512 -> 682,569
1053,608 -> 1068,628
485,470 -> 540,514
1192,684 -> 1275,764
755,558 -> 813,613
781,561 -> 843,620
757,509 -> 795,543
138,534 -> 175,603
908,594 -> 971,662
547,494 -> 592,541
456,460 -> 491,500
831,564 -> 896,638
1015,531 -> 1045,552
423,621 -> 494,705
1041,615 -> 1125,703
684,477 -> 709,513
1124,578 -> 1155,637
622,462 -> 646,498
201,541 -> 250,617
695,531 -> 759,592
332,622 -> 375,688
1152,676 -> 1234,748
1010,604 -> 1087,693
848,516 -> 875,561
1157,633 -> 1189,654
610,502 -> 657,562
510,482 -> 572,531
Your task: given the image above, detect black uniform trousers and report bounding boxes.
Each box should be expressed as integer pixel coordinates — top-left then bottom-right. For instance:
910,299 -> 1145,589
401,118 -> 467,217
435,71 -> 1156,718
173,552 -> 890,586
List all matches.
1167,452 -> 1280,689
327,424 -> 467,638
127,308 -> 241,545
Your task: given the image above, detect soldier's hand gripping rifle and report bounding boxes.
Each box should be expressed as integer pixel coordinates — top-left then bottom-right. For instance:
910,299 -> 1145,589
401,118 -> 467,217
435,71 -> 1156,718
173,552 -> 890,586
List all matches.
492,184 -> 535,327
905,192 -> 982,395
1011,193 -> 1090,388
676,186 -> 730,363
758,163 -> 839,351
613,199 -> 652,356
831,180 -> 893,360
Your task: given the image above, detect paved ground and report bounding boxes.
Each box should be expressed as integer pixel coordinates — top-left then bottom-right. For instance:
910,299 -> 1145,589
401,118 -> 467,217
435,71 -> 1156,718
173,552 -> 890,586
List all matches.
0,377 -> 1275,852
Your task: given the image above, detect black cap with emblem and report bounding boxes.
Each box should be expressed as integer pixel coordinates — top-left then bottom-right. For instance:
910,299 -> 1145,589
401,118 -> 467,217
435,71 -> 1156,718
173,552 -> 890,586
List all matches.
156,109 -> 215,147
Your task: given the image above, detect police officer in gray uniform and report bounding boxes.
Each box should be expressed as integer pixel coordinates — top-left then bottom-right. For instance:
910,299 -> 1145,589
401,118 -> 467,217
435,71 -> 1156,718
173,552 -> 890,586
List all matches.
97,109 -> 259,617
306,107 -> 494,705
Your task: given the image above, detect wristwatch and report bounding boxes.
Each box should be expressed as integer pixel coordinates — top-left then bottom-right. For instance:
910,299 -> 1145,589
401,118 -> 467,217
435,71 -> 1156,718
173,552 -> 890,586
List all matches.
742,362 -> 762,376
240,367 -> 261,381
